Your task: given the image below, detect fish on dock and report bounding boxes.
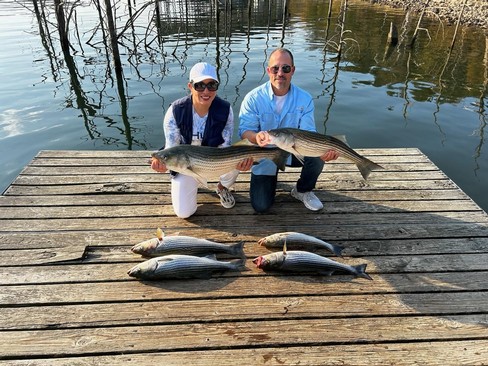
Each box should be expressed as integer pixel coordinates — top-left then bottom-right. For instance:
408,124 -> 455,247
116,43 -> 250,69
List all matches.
257,232 -> 344,257
128,254 -> 245,280
131,229 -> 245,258
267,127 -> 383,180
151,142 -> 289,186
252,245 -> 372,280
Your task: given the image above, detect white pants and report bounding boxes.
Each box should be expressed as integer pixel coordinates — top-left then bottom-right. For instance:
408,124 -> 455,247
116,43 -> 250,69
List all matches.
171,170 -> 240,218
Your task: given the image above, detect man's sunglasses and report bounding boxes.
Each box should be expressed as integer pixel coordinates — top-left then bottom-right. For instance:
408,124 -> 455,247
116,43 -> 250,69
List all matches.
269,65 -> 293,74
192,81 -> 219,92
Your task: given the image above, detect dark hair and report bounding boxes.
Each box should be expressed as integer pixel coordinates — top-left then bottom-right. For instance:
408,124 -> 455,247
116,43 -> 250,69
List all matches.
269,48 -> 294,66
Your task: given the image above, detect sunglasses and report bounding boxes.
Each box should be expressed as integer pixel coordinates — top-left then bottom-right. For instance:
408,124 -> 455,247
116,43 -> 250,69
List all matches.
269,64 -> 293,74
192,81 -> 219,92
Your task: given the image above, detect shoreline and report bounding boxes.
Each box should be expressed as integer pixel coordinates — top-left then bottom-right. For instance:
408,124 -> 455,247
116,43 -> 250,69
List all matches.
368,0 -> 488,29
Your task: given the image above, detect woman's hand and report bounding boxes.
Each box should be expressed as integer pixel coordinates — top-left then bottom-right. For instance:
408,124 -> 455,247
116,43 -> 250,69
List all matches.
150,157 -> 168,173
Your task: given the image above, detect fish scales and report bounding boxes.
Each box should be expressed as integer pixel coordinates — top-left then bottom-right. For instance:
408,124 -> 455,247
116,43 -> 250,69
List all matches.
253,250 -> 372,280
267,128 -> 383,180
152,144 -> 289,184
258,232 -> 344,257
128,254 -> 243,280
293,130 -> 366,165
131,234 -> 244,258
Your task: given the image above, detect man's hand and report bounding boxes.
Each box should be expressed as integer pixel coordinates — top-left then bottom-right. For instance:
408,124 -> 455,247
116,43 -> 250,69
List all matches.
255,131 -> 272,147
320,149 -> 340,162
236,157 -> 254,171
150,157 -> 168,173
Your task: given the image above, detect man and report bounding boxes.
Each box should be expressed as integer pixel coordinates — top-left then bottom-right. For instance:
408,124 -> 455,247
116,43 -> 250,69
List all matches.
238,48 -> 339,213
151,62 -> 250,218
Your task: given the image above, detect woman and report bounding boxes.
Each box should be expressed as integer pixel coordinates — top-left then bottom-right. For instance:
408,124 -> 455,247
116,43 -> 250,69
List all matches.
151,62 -> 251,218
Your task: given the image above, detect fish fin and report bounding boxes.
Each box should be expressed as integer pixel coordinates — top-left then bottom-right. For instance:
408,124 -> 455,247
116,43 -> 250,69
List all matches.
178,167 -> 209,187
204,254 -> 218,260
272,150 -> 290,171
291,147 -> 305,164
357,158 -> 384,180
332,244 -> 345,257
283,241 -> 287,255
353,264 -> 373,280
192,173 -> 209,187
156,228 -> 164,241
230,258 -> 247,270
230,241 -> 246,258
319,270 -> 335,276
332,134 -> 349,146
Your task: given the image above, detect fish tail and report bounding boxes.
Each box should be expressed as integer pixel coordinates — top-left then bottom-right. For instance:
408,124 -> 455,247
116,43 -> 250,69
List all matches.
230,241 -> 246,258
353,264 -> 373,280
357,158 -> 384,180
273,150 -> 290,171
332,244 -> 345,257
230,257 -> 246,270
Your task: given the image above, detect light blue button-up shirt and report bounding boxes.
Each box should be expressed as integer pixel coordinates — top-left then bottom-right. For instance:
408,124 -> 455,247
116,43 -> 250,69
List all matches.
238,81 -> 317,175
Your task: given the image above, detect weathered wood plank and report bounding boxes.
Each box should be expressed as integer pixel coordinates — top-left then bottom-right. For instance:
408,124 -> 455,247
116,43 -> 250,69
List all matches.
1,148 -> 486,365
8,170 -> 448,186
1,270 -> 487,303
1,291 -> 486,330
3,235 -> 488,265
0,199 -> 482,220
4,179 -> 461,195
0,315 -> 486,358
0,189 -> 473,207
1,341 -> 486,366
1,213 -> 487,232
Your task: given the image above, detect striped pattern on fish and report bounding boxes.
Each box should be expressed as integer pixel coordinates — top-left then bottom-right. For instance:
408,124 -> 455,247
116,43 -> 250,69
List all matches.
151,144 -> 289,186
253,250 -> 372,280
257,232 -> 343,257
131,235 -> 245,258
267,128 -> 383,180
128,254 -> 244,280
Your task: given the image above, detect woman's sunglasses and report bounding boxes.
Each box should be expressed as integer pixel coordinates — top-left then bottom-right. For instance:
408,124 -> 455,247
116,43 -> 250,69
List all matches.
192,81 -> 219,92
269,65 -> 292,74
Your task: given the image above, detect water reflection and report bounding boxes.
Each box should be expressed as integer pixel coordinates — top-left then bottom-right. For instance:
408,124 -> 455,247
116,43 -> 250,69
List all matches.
2,0 -> 488,209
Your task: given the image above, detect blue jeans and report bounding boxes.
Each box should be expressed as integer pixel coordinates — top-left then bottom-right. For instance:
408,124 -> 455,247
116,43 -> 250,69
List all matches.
250,156 -> 324,213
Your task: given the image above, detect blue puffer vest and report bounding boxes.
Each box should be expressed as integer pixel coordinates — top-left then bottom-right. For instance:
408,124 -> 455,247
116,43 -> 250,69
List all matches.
171,95 -> 230,147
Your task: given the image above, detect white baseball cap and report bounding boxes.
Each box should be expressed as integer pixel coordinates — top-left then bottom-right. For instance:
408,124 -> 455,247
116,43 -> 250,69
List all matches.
189,62 -> 219,83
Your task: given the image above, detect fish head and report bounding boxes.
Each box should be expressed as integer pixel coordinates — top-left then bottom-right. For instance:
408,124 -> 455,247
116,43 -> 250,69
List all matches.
267,129 -> 295,149
152,146 -> 190,171
131,237 -> 160,255
127,258 -> 159,278
252,252 -> 284,269
252,255 -> 269,269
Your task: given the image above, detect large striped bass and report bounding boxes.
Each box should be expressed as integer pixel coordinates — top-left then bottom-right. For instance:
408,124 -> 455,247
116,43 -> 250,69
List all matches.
151,143 -> 289,186
253,246 -> 372,280
127,254 -> 244,280
131,228 -> 245,258
267,128 -> 383,180
257,232 -> 343,257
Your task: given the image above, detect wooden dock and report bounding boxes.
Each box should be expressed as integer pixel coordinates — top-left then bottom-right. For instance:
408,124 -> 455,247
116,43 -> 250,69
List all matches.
1,148 -> 487,365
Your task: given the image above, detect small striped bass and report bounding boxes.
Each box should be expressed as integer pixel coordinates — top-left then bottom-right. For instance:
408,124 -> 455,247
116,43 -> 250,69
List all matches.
128,254 -> 244,280
267,128 -> 383,180
151,143 -> 289,186
253,246 -> 372,280
257,232 -> 343,257
131,229 -> 245,258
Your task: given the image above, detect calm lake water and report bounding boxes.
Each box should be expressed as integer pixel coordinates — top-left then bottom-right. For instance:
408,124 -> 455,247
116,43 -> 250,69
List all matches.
1,0 -> 487,212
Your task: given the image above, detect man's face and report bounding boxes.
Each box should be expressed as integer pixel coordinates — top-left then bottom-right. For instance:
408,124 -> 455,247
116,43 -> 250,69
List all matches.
267,51 -> 295,96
